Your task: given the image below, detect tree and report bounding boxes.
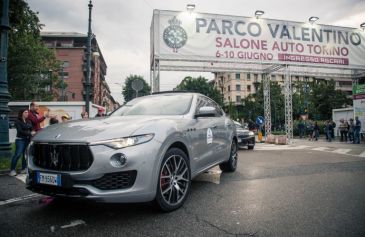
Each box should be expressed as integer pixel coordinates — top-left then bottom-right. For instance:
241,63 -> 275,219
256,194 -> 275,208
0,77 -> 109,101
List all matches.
176,76 -> 223,106
122,75 -> 151,103
308,79 -> 352,120
8,0 -> 63,101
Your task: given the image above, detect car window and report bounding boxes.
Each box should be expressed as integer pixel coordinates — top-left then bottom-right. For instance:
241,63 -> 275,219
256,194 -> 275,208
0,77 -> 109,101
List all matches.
111,94 -> 193,116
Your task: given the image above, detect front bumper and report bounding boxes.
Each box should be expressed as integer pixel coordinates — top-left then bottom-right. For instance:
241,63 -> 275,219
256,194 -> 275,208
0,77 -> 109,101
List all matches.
237,136 -> 255,148
26,140 -> 162,203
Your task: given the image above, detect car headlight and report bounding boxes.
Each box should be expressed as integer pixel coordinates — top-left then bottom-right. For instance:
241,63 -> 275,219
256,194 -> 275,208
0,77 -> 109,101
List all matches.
248,131 -> 254,136
90,134 -> 154,149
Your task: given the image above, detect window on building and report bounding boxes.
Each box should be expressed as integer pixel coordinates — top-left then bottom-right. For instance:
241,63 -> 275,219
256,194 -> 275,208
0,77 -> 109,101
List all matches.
235,73 -> 240,79
63,61 -> 70,68
282,75 -> 285,80
58,71 -> 69,79
271,75 -> 276,81
236,84 -> 241,91
247,85 -> 251,92
247,73 -> 251,80
228,85 -> 231,91
254,74 -> 258,80
236,96 -> 241,103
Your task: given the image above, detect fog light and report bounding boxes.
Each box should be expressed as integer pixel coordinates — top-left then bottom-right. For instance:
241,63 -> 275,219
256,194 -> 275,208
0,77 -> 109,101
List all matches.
110,153 -> 127,168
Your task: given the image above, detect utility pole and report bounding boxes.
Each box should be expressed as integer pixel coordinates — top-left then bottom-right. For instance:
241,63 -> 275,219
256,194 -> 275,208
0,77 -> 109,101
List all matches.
85,0 -> 93,114
0,0 -> 11,159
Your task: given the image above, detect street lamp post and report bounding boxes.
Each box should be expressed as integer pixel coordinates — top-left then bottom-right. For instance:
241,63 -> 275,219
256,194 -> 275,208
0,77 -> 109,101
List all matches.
85,0 -> 93,114
0,0 -> 11,159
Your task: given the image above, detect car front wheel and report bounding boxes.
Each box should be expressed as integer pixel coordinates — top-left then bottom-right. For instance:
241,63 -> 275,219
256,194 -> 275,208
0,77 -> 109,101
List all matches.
155,148 -> 191,212
219,140 -> 238,172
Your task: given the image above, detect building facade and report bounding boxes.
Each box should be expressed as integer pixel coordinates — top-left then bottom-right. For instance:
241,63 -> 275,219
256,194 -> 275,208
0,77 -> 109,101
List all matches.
214,72 -> 353,105
41,32 -> 118,112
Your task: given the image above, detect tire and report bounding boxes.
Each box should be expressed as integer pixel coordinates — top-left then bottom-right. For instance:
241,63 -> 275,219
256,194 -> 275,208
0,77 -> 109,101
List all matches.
248,145 -> 254,150
155,148 -> 191,212
219,140 -> 238,172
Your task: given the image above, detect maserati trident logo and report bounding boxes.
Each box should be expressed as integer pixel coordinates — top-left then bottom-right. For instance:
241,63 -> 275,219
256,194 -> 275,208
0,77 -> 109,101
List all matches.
50,147 -> 59,167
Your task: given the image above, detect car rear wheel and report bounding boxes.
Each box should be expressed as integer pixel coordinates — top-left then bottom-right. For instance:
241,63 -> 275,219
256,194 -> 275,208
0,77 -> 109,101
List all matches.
219,140 -> 237,172
248,145 -> 254,150
155,148 -> 191,212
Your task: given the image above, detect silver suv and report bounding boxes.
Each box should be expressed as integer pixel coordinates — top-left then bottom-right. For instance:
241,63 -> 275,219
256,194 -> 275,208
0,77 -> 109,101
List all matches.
26,92 -> 237,211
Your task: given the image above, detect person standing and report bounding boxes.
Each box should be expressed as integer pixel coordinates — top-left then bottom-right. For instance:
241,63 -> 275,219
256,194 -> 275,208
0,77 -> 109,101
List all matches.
339,119 -> 348,142
9,109 -> 35,176
348,118 -> 354,143
326,120 -> 333,142
354,116 -> 362,144
27,101 -> 49,132
298,118 -> 305,139
313,121 -> 320,141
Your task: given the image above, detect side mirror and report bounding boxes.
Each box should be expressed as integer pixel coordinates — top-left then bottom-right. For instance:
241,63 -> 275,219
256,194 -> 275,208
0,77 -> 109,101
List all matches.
195,106 -> 216,118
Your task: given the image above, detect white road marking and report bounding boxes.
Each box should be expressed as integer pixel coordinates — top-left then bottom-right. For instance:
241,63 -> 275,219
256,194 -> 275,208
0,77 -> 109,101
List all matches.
61,220 -> 86,229
311,147 -> 330,151
51,220 -> 86,233
254,144 -> 365,158
0,193 -> 41,206
332,149 -> 351,155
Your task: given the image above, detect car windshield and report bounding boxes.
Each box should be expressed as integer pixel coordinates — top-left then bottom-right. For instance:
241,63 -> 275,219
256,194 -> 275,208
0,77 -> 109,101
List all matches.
111,94 -> 193,116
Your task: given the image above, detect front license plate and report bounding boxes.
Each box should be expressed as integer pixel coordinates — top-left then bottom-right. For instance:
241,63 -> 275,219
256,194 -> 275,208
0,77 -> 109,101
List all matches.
238,138 -> 242,143
36,172 -> 61,186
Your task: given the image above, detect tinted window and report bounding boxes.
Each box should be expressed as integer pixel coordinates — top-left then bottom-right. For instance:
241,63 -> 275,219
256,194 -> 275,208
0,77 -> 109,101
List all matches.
112,94 -> 193,116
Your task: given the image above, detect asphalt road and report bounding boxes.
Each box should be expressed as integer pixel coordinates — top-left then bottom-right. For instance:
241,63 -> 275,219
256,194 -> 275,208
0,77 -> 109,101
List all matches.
1,141 -> 365,237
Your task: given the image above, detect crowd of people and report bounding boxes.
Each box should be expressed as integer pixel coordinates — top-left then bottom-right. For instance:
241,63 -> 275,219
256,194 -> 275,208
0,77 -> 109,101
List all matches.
8,101 -> 103,176
297,117 -> 362,143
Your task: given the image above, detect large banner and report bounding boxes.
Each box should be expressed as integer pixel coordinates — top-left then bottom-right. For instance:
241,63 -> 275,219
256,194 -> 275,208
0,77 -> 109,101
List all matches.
152,10 -> 365,69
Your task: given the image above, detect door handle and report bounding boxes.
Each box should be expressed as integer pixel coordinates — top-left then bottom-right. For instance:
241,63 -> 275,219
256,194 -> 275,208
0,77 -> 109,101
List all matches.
212,125 -> 218,129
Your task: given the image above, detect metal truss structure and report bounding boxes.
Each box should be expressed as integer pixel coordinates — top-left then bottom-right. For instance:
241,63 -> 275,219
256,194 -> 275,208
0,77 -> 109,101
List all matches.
284,65 -> 293,142
262,74 -> 271,137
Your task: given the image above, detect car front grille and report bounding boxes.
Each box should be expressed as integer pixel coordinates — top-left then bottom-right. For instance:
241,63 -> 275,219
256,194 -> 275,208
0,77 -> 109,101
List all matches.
32,143 -> 93,171
92,171 -> 137,190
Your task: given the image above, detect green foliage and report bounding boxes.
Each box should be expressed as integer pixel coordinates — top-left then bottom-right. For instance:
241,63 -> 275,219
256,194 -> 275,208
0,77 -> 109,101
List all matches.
176,76 -> 223,106
8,0 -> 63,101
122,75 -> 151,103
308,80 -> 352,120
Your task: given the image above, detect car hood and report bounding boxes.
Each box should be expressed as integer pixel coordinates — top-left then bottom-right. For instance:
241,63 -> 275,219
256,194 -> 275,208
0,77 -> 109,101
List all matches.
33,116 -> 182,143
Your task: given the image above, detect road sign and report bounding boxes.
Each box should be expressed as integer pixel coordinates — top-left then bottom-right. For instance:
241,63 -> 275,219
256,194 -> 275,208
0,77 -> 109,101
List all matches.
256,116 -> 264,126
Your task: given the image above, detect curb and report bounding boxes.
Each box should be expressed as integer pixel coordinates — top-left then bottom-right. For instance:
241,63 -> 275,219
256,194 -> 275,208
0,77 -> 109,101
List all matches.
0,169 -> 10,175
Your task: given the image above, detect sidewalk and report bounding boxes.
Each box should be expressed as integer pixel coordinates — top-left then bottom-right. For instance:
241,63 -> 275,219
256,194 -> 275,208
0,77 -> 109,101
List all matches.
290,137 -> 364,147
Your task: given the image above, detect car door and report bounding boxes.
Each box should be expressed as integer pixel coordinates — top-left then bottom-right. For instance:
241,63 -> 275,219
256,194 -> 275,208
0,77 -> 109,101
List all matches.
188,96 -> 220,171
208,98 -> 231,163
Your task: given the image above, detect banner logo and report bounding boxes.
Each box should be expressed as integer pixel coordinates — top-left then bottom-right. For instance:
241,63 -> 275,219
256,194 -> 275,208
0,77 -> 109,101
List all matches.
163,16 -> 187,52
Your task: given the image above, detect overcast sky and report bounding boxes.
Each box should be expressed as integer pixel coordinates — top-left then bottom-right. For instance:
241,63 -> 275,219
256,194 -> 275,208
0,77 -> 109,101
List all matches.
27,0 -> 365,103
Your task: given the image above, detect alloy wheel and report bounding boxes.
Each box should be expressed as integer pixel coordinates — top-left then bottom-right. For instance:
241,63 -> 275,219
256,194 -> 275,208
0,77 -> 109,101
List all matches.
159,154 -> 190,206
